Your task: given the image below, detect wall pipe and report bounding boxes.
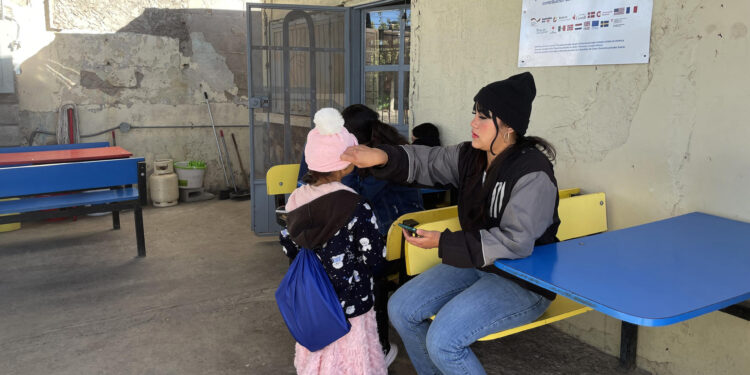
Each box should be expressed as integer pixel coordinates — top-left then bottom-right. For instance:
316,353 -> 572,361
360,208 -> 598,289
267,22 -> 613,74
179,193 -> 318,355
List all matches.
19,124 -> 250,148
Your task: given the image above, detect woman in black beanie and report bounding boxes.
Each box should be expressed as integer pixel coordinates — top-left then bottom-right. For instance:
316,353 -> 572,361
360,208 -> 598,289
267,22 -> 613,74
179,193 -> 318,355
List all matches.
342,72 -> 559,375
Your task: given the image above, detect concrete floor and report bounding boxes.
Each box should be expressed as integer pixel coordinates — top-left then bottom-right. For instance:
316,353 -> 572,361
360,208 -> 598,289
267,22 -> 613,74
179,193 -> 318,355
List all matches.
0,200 -> 651,375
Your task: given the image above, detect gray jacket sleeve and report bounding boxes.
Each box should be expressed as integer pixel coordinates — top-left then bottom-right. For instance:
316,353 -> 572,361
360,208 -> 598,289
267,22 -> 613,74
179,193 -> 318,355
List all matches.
478,171 -> 557,266
402,144 -> 462,188
372,144 -> 461,188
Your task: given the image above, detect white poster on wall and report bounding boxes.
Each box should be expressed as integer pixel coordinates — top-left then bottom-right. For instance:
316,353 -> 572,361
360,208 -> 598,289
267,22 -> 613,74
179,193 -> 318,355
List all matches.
518,0 -> 653,67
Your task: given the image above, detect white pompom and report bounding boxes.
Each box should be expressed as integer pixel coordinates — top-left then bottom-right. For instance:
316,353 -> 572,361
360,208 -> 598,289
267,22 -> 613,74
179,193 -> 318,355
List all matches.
313,108 -> 345,135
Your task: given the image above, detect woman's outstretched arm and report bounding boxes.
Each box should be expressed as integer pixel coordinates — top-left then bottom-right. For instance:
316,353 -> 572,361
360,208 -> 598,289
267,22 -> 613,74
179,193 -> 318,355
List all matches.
340,144 -> 389,168
342,143 -> 461,188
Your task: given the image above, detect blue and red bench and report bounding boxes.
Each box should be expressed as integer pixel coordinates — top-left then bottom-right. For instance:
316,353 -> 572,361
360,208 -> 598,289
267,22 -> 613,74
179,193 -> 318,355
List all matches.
0,142 -> 147,257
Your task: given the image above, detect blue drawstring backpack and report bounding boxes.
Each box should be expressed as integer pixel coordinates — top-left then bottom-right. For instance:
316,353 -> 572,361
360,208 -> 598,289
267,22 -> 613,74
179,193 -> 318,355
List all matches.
275,247 -> 351,352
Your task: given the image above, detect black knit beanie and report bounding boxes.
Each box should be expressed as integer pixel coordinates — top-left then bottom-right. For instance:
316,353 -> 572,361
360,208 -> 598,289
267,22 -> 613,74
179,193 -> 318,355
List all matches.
473,72 -> 536,136
412,122 -> 439,140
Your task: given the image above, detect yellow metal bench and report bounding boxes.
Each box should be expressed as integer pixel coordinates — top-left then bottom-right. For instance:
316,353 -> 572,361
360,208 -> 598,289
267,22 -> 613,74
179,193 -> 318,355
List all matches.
557,187 -> 581,199
385,189 -> 588,265
388,191 -> 607,341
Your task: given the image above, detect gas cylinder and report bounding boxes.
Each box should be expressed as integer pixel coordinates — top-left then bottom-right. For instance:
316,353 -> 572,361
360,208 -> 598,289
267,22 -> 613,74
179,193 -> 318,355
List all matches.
149,159 -> 179,207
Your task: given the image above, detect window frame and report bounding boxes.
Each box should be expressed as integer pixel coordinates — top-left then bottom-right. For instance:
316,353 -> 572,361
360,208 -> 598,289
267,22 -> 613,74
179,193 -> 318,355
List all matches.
359,4 -> 410,134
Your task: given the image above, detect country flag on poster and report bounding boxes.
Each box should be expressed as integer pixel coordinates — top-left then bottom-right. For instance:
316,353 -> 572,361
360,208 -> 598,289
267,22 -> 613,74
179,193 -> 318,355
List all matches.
584,21 -> 591,27
575,23 -> 582,30
633,6 -> 638,13
592,20 -> 600,27
588,11 -> 596,18
600,20 -> 610,27
614,7 -> 625,15
626,7 -> 631,14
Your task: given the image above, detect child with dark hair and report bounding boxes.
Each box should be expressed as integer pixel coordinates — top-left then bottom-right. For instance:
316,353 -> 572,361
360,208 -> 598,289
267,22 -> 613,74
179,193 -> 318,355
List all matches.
343,104 -> 410,148
411,122 -> 441,147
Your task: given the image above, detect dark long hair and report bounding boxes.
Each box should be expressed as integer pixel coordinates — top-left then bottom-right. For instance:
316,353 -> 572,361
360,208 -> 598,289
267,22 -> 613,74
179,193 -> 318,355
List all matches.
473,102 -> 556,162
302,170 -> 333,185
463,102 -> 557,228
461,103 -> 556,230
342,104 -> 407,177
342,104 -> 408,147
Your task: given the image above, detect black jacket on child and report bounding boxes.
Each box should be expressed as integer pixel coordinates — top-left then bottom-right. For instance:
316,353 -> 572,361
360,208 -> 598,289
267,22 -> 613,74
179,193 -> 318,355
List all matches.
280,185 -> 386,318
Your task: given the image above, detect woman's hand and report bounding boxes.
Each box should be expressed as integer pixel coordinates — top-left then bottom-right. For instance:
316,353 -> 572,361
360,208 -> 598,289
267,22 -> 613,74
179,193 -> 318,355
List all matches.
340,145 -> 388,168
402,228 -> 441,249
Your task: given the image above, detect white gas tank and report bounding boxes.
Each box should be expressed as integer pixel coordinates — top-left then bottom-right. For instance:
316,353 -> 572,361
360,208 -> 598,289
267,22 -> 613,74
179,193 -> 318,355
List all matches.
149,159 -> 179,207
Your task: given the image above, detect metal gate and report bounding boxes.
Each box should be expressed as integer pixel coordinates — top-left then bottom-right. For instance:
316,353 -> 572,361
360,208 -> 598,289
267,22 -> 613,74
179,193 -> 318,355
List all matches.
246,4 -> 350,235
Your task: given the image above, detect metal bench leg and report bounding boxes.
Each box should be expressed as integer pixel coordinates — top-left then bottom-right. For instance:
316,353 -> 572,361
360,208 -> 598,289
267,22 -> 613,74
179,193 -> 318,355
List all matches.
134,205 -> 146,257
619,321 -> 638,370
112,210 -> 120,229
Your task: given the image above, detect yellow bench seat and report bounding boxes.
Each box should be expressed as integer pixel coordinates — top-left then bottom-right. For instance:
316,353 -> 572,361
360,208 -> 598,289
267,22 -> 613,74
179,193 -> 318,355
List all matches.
393,192 -> 607,341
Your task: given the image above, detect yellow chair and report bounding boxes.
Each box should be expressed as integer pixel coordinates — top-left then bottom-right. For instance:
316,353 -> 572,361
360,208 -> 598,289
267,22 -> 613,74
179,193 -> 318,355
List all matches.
266,164 -> 300,196
265,164 -> 300,227
391,192 -> 607,341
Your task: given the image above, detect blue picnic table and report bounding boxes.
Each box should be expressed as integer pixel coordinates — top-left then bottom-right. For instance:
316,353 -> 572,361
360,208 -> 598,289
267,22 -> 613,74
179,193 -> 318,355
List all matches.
495,212 -> 750,368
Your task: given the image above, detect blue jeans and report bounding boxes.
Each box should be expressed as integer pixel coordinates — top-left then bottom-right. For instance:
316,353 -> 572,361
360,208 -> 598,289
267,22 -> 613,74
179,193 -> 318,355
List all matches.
388,264 -> 552,375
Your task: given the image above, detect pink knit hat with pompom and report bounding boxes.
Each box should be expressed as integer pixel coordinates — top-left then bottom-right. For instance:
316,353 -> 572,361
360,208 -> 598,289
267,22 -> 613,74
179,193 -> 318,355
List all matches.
305,108 -> 359,172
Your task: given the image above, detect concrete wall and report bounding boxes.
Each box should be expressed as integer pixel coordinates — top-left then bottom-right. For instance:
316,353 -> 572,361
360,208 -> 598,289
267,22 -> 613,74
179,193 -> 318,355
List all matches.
409,1 -> 749,374
7,0 -> 257,192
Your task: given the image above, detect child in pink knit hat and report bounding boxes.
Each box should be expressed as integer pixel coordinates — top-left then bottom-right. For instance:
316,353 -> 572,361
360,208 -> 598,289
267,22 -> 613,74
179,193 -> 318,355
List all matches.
279,108 -> 388,375
304,107 -> 359,173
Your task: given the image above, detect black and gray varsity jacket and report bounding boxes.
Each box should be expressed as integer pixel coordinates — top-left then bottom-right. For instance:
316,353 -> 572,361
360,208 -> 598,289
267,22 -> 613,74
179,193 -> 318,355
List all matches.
372,142 -> 560,300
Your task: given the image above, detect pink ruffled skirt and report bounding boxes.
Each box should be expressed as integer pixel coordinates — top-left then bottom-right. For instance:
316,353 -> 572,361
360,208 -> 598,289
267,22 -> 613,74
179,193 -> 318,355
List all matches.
294,308 -> 387,375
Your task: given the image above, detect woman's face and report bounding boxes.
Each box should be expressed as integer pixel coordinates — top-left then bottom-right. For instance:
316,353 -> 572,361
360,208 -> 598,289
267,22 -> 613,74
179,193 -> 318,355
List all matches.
470,111 -> 498,152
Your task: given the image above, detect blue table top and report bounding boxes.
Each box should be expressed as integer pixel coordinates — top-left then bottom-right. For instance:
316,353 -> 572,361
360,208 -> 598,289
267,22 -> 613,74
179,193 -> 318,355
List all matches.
495,212 -> 750,327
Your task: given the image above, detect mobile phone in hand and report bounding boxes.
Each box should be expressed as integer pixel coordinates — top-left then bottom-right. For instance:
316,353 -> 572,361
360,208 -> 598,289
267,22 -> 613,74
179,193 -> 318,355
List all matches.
398,223 -> 421,237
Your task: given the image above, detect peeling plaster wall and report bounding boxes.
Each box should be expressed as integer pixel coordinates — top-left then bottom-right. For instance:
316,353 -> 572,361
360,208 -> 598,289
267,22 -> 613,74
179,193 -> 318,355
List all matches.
11,0 -> 259,192
409,1 -> 750,374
